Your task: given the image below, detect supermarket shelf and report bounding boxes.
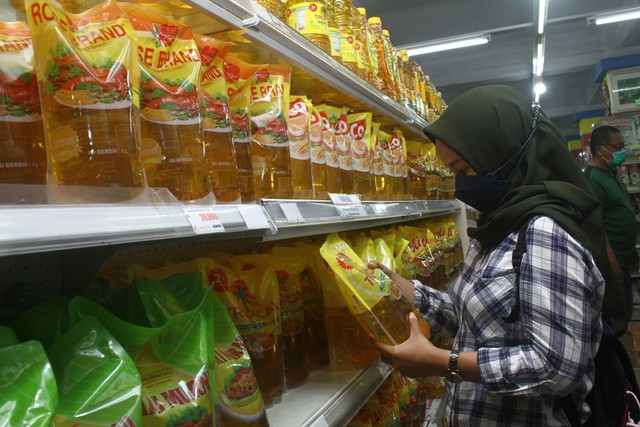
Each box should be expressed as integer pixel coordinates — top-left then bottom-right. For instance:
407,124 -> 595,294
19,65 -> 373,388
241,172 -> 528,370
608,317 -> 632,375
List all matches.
261,199 -> 459,241
182,0 -> 428,139
0,203 -> 275,257
266,360 -> 394,427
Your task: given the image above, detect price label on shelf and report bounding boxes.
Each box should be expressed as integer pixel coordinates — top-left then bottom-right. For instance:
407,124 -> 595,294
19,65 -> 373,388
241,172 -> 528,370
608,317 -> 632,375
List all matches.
237,205 -> 271,229
280,203 -> 305,223
182,207 -> 225,234
329,193 -> 368,218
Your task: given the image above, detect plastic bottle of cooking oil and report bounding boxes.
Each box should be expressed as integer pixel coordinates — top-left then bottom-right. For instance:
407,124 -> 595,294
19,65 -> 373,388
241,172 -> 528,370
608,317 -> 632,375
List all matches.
350,4 -> 367,80
287,0 -> 331,54
325,0 -> 342,62
368,17 -> 394,98
359,8 -> 381,90
28,0 -> 146,203
334,0 -> 357,73
0,22 -> 47,191
256,0 -> 286,20
385,32 -> 402,103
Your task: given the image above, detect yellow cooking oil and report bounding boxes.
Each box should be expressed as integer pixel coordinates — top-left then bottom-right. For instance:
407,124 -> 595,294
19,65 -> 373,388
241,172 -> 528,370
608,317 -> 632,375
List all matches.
287,0 -> 331,54
326,0 -> 342,62
334,0 -> 357,73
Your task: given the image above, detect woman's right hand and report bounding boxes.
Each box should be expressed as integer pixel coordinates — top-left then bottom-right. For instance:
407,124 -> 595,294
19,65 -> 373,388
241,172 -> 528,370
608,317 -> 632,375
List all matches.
367,261 -> 415,302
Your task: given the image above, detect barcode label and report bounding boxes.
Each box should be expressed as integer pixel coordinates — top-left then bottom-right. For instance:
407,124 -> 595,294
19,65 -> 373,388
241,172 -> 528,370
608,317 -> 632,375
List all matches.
329,193 -> 367,218
329,193 -> 361,205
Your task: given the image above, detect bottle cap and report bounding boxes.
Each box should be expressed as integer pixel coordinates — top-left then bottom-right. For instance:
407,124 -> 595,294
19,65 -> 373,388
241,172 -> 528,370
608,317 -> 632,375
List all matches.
368,16 -> 381,25
357,7 -> 366,15
382,29 -> 390,36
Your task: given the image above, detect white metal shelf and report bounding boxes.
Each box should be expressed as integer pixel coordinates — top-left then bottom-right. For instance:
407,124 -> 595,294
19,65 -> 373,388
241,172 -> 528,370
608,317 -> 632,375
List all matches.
265,360 -> 394,427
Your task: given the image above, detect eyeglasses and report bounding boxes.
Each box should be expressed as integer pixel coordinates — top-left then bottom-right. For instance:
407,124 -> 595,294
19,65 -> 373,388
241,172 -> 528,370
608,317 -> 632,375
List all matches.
603,143 -> 627,151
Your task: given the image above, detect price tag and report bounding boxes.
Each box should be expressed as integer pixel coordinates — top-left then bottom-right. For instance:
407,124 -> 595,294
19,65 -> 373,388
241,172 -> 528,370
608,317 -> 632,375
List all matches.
375,359 -> 393,377
237,205 -> 271,229
329,193 -> 368,218
182,207 -> 225,234
280,203 -> 305,223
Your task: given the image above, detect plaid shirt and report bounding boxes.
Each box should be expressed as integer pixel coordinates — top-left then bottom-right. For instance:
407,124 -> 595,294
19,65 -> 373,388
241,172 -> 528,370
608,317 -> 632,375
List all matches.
414,216 -> 604,426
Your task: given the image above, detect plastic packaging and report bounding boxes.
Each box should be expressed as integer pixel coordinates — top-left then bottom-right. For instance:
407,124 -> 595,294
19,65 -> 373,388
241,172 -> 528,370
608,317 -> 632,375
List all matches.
320,233 -> 430,346
348,111 -> 372,199
308,102 -> 329,199
26,0 -> 146,203
286,0 -> 331,54
287,96 -> 313,199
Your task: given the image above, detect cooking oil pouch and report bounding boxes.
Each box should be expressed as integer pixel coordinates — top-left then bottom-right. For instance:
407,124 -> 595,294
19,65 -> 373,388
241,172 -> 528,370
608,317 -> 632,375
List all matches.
47,315 -> 142,426
127,260 -> 199,284
376,374 -> 401,427
68,273 -> 217,427
287,96 -> 313,199
321,105 -> 353,193
26,0 -> 146,202
0,326 -> 18,348
348,112 -> 372,197
223,54 -> 264,203
231,254 -> 308,387
211,295 -> 269,427
199,258 -> 283,406
10,296 -> 69,349
320,233 -> 430,345
373,237 -> 395,272
307,101 -> 328,199
0,340 -> 57,427
194,34 -> 241,204
354,235 -> 375,263
378,129 -> 395,200
389,370 -> 411,426
272,244 -> 328,367
246,64 -> 293,199
0,21 -> 47,190
123,3 -> 211,202
82,278 -> 150,327
405,377 -> 421,424
317,105 -> 341,193
393,235 -> 416,281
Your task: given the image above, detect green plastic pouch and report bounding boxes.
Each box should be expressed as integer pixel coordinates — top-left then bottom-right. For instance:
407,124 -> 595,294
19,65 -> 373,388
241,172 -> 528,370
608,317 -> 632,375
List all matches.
69,272 -> 217,427
0,340 -> 57,427
47,316 -> 142,426
10,296 -> 69,349
0,326 -> 18,348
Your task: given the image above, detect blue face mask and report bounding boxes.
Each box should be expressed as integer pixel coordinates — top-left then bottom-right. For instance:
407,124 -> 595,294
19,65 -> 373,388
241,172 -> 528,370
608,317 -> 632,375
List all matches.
454,116 -> 539,214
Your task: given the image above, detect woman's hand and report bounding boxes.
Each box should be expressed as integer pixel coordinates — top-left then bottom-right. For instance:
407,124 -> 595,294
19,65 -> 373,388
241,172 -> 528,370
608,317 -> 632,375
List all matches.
372,312 -> 449,378
367,260 -> 415,302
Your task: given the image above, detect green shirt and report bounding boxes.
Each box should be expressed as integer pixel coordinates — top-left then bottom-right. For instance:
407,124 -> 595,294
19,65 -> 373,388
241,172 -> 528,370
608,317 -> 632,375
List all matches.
585,165 -> 637,267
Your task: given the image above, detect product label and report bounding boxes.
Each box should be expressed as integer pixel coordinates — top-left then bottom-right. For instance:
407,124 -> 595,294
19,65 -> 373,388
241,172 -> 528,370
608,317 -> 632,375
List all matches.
288,97 -> 310,160
248,66 -> 291,147
328,26 -> 341,57
198,38 -> 233,132
27,0 -> 137,111
319,108 -> 339,168
309,107 -> 325,164
339,32 -> 356,63
0,23 -> 41,123
348,112 -> 372,173
287,2 -> 328,36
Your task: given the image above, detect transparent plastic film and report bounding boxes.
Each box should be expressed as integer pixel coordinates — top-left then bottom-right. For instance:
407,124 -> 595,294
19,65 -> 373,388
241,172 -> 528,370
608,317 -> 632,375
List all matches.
348,111 -> 372,199
317,104 -> 342,193
321,105 -> 353,193
406,140 -> 427,200
308,101 -> 328,199
320,233 -> 430,346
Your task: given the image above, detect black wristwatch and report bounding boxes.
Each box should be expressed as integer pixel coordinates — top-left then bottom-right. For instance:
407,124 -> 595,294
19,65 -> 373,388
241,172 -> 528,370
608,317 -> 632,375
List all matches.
445,350 -> 464,384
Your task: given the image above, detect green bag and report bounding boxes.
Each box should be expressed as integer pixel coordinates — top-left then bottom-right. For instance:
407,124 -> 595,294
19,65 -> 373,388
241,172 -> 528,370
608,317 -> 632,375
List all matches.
10,296 -> 69,349
0,326 -> 18,348
47,315 -> 142,426
69,272 -> 217,427
0,340 -> 57,427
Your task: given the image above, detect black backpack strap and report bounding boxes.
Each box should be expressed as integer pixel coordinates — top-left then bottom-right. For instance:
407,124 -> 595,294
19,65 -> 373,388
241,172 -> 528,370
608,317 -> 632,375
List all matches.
502,222 -> 529,323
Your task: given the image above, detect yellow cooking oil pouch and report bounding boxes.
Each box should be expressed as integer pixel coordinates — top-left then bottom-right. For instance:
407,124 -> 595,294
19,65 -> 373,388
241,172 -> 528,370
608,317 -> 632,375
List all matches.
373,236 -> 395,272
320,234 -> 429,346
199,258 -> 283,407
231,254 -> 308,387
393,235 -> 416,281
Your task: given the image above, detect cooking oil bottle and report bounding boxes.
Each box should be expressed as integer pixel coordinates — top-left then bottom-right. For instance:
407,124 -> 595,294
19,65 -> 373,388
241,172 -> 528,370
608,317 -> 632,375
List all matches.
256,0 -> 287,20
287,0 -> 331,54
0,22 -> 47,190
334,0 -> 357,73
350,4 -> 367,80
326,0 -> 342,62
359,8 -> 381,90
27,0 -> 146,203
368,17 -> 394,98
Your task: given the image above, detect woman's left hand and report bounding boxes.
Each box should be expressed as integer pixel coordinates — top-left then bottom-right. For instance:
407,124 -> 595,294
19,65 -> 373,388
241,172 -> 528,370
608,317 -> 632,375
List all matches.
371,312 -> 448,378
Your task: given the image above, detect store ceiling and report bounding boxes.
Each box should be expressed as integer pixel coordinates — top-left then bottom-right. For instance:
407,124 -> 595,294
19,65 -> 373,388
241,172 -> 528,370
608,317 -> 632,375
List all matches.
353,0 -> 640,138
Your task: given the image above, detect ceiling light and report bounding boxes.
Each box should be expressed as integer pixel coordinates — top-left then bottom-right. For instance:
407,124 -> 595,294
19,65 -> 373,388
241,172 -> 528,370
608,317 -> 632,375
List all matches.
404,34 -> 491,57
587,7 -> 640,25
537,0 -> 548,34
534,82 -> 547,95
533,34 -> 545,77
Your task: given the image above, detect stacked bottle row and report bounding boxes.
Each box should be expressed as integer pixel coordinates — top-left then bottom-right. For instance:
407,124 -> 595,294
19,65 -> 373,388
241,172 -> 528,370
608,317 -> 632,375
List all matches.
1,216 -> 462,426
256,0 -> 447,122
1,0 -> 453,205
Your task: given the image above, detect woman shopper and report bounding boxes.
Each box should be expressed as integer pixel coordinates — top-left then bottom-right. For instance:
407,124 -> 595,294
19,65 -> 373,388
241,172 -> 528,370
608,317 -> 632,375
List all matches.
370,85 -> 627,426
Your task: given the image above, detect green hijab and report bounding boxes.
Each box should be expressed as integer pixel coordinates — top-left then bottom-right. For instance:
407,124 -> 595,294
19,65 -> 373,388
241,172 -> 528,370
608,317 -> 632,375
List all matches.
423,85 -> 626,336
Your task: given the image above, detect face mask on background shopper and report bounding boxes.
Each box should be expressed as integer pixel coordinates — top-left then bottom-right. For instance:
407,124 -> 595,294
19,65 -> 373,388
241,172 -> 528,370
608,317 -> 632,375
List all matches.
602,146 -> 627,168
